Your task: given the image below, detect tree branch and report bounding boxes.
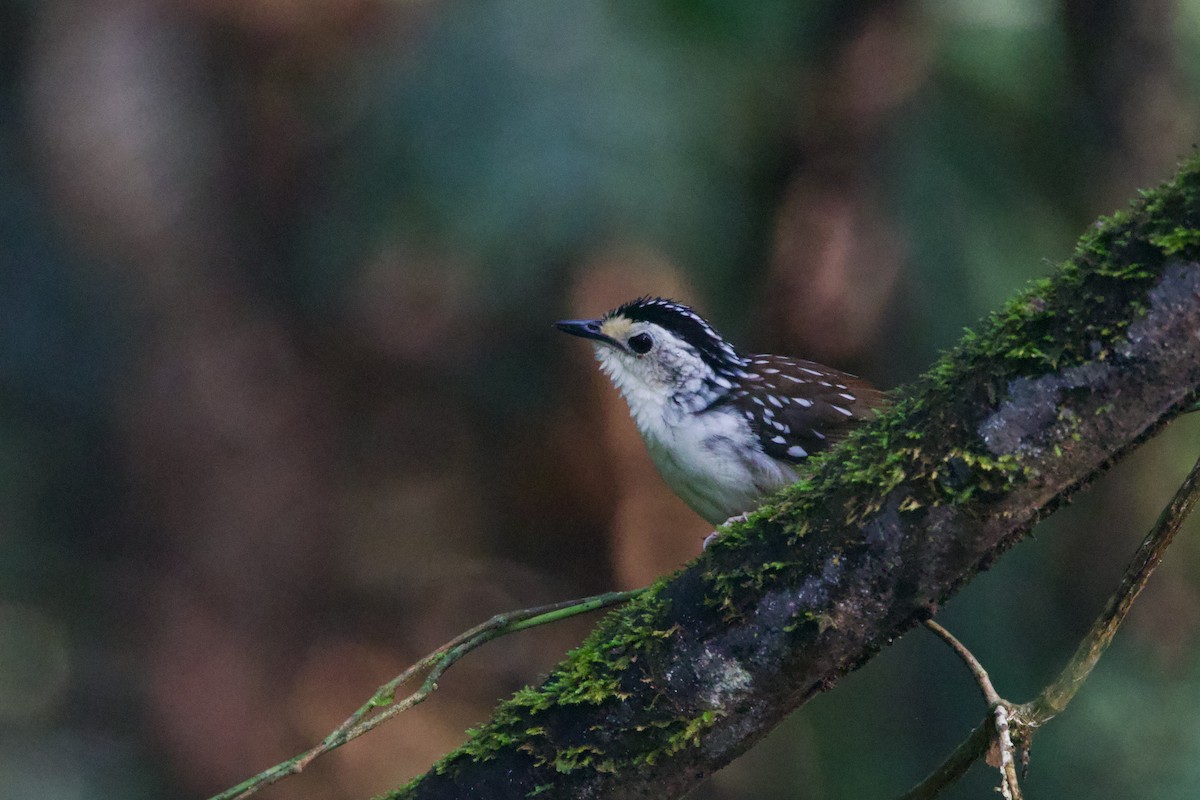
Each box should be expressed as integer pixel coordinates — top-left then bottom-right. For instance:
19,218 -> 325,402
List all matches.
384,158 -> 1200,799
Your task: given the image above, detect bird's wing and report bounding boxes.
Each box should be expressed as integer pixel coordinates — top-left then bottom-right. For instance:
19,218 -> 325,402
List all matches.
725,355 -> 885,464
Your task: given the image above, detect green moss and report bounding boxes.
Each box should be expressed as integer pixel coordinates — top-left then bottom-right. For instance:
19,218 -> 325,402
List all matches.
383,773 -> 425,800
631,710 -> 725,767
392,574 -> 742,793
418,584 -> 682,781
1148,226 -> 1200,255
532,743 -> 614,774
705,558 -> 801,618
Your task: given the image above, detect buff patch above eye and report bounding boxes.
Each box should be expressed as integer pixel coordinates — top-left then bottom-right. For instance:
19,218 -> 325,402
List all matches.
599,316 -> 633,340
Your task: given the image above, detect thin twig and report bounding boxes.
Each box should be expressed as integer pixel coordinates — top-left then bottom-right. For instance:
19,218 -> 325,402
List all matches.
922,621 -> 1022,799
1028,450 -> 1200,720
898,450 -> 1200,800
922,621 -> 1001,706
210,587 -> 645,800
896,722 -> 990,800
991,704 -> 1020,800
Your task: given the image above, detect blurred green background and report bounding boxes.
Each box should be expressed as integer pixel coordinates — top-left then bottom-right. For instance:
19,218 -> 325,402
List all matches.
2,0 -> 1200,798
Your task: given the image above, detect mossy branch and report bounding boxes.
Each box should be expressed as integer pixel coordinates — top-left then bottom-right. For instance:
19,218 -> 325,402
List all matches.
208,589 -> 643,800
380,156 -> 1200,799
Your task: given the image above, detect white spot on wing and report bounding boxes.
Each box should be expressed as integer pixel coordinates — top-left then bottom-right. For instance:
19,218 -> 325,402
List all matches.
787,445 -> 808,458
832,405 -> 853,416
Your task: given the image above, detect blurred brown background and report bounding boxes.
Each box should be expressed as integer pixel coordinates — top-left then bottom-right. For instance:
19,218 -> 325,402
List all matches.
2,1 -> 1200,798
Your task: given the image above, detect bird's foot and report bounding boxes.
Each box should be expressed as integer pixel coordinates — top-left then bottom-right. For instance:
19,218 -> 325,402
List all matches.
702,512 -> 751,550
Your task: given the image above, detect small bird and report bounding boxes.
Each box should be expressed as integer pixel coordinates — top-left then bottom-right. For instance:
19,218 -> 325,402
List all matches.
557,297 -> 884,528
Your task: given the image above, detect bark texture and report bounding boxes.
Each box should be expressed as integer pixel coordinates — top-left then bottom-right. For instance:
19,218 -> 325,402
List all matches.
386,157 -> 1200,800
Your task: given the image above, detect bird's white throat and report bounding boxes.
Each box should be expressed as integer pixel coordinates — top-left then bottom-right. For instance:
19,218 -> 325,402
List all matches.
594,346 -> 675,436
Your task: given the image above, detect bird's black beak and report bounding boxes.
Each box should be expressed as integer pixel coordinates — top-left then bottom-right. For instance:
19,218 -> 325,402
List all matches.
555,318 -> 614,346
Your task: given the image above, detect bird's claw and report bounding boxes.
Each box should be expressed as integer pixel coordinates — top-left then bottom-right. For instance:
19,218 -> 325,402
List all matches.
702,512 -> 751,550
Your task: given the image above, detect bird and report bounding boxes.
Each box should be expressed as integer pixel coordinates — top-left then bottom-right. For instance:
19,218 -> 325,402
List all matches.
556,297 -> 884,530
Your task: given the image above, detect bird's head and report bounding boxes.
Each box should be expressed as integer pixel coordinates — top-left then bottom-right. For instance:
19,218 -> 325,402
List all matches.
556,298 -> 747,408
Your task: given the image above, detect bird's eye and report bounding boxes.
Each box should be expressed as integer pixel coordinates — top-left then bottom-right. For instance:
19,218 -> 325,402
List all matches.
628,333 -> 654,354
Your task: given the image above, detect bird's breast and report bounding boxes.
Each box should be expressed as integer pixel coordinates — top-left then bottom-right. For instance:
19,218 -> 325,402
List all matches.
638,407 -> 798,525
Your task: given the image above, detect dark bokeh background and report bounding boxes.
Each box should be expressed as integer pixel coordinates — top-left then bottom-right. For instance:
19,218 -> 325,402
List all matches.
3,1 -> 1200,798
